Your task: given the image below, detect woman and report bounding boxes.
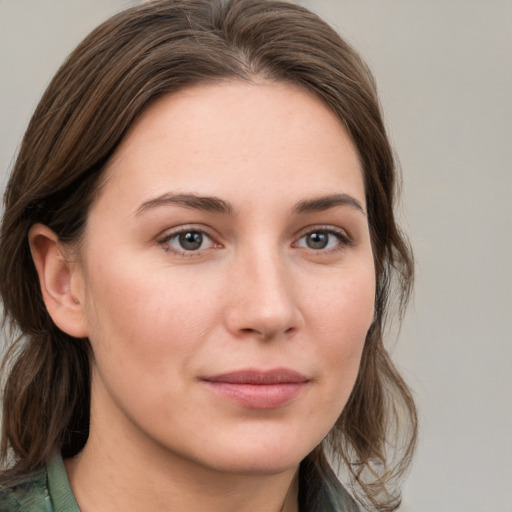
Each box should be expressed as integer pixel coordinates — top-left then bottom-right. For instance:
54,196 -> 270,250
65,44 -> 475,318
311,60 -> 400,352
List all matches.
0,1 -> 417,511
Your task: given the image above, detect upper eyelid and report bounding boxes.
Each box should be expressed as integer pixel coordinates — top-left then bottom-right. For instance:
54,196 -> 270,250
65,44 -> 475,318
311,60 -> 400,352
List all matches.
158,224 -> 218,240
156,223 -> 353,246
157,226 -> 220,256
294,224 -> 352,241
294,228 -> 355,253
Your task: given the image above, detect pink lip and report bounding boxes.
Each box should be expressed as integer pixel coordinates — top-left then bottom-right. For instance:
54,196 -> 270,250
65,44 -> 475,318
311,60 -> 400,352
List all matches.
201,369 -> 309,409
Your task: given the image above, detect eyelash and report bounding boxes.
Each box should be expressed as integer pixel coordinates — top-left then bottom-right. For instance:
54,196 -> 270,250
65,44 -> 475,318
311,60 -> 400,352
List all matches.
158,225 -> 353,256
294,226 -> 353,253
158,226 -> 219,257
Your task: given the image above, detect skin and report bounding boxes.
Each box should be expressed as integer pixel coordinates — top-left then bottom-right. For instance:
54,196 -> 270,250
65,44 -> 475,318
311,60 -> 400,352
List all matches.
30,81 -> 375,512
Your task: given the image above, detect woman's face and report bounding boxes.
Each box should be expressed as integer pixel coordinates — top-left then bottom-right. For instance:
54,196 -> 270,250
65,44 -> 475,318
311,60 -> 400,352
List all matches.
72,81 -> 375,474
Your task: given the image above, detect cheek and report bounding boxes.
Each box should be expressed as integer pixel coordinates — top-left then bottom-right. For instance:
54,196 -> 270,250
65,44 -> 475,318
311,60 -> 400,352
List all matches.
308,265 -> 375,398
309,263 -> 375,337
82,260 -> 219,378
86,251 -> 213,326
81,265 -> 220,431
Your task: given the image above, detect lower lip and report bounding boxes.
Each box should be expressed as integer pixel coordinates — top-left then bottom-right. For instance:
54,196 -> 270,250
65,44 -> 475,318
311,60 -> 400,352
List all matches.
203,382 -> 307,409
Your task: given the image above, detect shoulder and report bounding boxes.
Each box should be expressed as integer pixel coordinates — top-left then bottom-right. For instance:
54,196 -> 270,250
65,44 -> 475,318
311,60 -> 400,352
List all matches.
0,469 -> 50,512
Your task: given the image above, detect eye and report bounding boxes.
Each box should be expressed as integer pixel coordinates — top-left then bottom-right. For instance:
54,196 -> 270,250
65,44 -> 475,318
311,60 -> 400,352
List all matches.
295,228 -> 351,251
160,229 -> 216,253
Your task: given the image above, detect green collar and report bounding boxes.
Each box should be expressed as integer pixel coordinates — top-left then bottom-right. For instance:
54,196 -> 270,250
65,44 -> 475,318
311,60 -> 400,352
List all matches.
47,453 -> 81,512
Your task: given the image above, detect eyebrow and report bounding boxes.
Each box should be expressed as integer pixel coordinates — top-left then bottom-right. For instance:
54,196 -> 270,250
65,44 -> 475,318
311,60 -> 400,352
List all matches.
136,193 -> 234,216
136,192 -> 365,217
293,193 -> 366,216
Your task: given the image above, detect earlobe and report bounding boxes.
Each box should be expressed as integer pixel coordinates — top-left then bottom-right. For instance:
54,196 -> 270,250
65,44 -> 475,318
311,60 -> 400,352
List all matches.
29,223 -> 88,338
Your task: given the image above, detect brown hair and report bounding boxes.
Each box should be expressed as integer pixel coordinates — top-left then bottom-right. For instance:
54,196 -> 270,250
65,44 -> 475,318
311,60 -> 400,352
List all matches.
0,0 -> 416,510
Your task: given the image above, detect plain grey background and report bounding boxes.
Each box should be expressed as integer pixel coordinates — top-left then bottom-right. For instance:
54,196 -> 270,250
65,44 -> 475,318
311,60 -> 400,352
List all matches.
1,1 -> 511,511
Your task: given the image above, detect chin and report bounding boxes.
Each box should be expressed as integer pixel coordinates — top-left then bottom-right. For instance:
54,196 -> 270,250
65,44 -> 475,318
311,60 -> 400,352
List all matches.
185,429 -> 323,476
204,452 -> 304,477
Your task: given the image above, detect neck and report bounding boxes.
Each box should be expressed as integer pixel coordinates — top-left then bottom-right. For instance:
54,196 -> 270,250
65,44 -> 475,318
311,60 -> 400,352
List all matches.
65,423 -> 299,512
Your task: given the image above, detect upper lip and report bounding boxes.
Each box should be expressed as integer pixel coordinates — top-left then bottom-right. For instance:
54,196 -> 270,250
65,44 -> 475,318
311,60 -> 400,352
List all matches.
202,368 -> 309,385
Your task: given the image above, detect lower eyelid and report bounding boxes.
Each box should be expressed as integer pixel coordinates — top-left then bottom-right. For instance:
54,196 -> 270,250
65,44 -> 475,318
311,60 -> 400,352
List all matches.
158,227 -> 219,252
295,228 -> 353,248
157,226 -> 352,254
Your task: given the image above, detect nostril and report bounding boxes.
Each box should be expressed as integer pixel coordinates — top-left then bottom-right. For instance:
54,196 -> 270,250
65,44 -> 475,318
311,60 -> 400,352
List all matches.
238,325 -> 296,340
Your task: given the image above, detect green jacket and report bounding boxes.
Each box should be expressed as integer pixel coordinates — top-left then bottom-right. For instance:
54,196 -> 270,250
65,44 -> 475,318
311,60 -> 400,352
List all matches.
0,454 -> 79,511
0,454 -> 359,512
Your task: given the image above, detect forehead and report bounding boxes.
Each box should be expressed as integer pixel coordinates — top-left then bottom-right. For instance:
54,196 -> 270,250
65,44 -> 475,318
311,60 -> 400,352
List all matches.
98,80 -> 365,211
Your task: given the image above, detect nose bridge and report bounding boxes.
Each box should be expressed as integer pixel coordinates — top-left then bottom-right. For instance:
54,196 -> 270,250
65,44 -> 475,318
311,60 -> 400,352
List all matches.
225,240 -> 301,339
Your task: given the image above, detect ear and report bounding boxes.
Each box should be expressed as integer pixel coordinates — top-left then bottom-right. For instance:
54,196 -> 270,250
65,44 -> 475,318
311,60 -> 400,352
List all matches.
29,224 -> 89,338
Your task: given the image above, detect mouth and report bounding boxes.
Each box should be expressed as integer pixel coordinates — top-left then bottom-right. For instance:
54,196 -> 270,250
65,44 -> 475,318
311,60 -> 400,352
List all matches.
201,368 -> 310,409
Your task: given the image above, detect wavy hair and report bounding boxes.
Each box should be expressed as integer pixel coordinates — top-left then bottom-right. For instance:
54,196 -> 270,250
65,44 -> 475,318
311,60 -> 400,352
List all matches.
0,1 -> 416,509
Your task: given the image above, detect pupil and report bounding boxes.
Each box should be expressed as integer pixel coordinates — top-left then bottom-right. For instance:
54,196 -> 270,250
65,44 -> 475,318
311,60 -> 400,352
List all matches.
179,232 -> 203,250
307,232 -> 328,249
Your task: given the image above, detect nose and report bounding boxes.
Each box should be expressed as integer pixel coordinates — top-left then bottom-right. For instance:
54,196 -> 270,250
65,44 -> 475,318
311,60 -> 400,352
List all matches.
224,249 -> 303,341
